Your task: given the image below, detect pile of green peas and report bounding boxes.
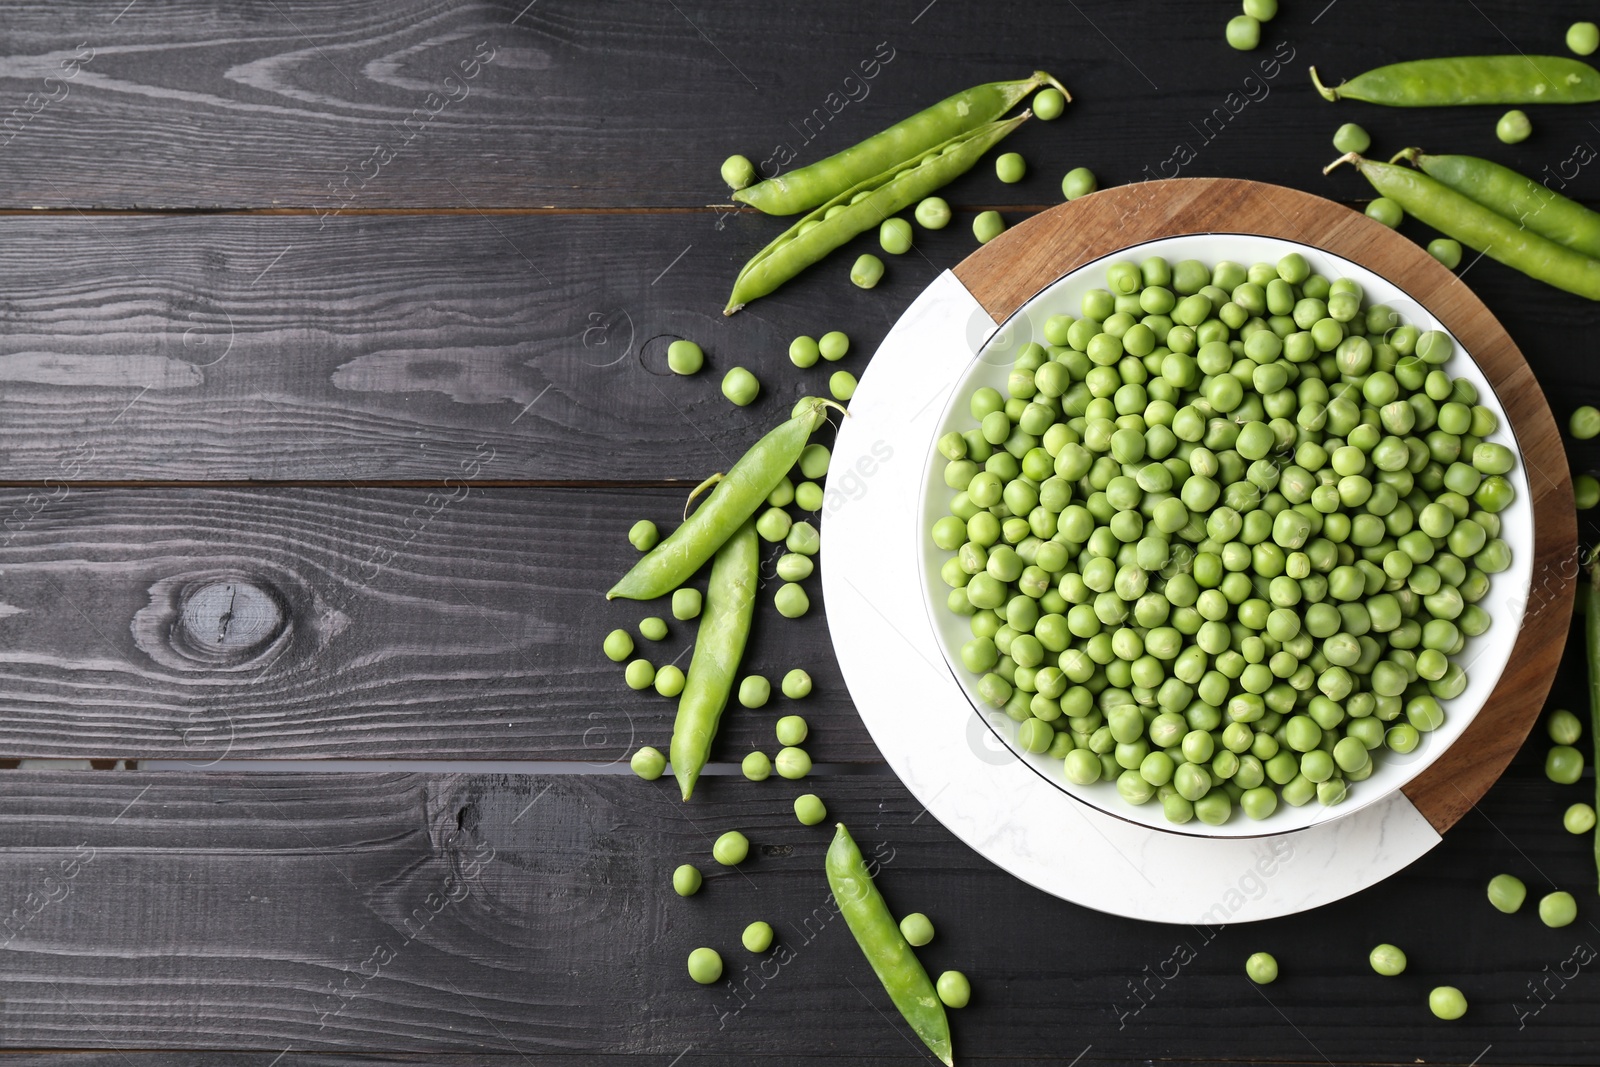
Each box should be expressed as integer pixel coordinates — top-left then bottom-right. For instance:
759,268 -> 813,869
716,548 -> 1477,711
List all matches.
931,252 -> 1518,825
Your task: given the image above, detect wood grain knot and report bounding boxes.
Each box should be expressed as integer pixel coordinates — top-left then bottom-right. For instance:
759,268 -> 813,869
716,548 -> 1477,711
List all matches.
133,569 -> 296,671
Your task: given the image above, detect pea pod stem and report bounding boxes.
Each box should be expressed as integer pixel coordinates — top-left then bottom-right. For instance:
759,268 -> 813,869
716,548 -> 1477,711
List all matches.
825,823 -> 953,1066
670,519 -> 757,800
1390,147 -> 1600,260
734,71 -> 1066,216
1311,56 -> 1600,106
725,113 -> 1029,315
607,398 -> 836,600
1325,151 -> 1600,301
683,472 -> 723,521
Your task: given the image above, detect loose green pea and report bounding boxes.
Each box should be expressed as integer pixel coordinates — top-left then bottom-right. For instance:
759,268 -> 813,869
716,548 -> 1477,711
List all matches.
742,921 -> 775,953
799,444 -> 831,480
794,793 -> 827,825
1564,802 -> 1596,834
688,946 -> 723,984
603,628 -> 634,662
1496,109 -> 1532,145
713,830 -> 749,866
1366,198 -> 1403,228
1570,21 -> 1600,56
1540,890 -> 1577,928
880,217 -> 914,255
915,196 -> 952,229
1487,872 -> 1526,913
1333,123 -> 1370,154
1033,87 -> 1066,119
819,331 -> 850,361
1428,985 -> 1467,1020
673,863 -> 703,896
795,481 -> 823,511
831,371 -> 858,401
1427,239 -> 1462,269
655,665 -> 685,698
1548,708 -> 1583,745
789,335 -> 821,368
667,339 -> 704,375
722,366 -> 760,406
631,745 -> 666,780
1577,473 -> 1600,510
629,520 -> 659,552
721,155 -> 756,191
782,669 -> 813,699
1570,405 -> 1600,439
776,715 -> 809,746
973,210 -> 1006,244
777,553 -> 814,581
851,253 -> 885,288
1369,943 -> 1406,976
1245,951 -> 1278,984
625,658 -> 656,690
996,152 -> 1027,184
1546,744 -> 1584,784
787,521 -> 821,554
739,675 -> 771,709
775,746 -> 811,779
639,616 -> 668,641
672,588 -> 703,620
1226,14 -> 1261,50
936,970 -> 971,1008
742,751 -> 772,781
1244,0 -> 1277,18
777,582 -> 811,618
900,912 -> 935,946
1062,167 -> 1097,200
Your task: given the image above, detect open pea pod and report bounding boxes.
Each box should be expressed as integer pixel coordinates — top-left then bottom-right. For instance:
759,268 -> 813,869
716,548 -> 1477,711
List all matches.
734,71 -> 1066,216
725,112 -> 1029,315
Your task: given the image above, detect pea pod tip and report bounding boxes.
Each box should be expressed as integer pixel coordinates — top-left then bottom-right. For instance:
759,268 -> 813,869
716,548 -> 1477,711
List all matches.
1310,66 -> 1339,102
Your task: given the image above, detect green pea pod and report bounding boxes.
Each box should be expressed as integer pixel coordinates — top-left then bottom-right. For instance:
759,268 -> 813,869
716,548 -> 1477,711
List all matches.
1586,557 -> 1600,893
734,71 -> 1066,216
607,398 -> 830,600
826,823 -> 952,1066
670,518 -> 757,800
1393,148 -> 1600,259
725,113 -> 1028,315
1311,56 -> 1600,106
1326,152 -> 1600,301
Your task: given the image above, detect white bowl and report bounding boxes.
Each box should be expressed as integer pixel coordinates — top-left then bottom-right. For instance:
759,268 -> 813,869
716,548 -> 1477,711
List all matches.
918,232 -> 1534,837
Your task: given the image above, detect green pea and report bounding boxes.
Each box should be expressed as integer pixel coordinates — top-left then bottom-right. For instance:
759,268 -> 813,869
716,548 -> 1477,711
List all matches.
915,196 -> 952,229
900,912 -> 935,946
782,669 -> 813,699
1571,405 -> 1600,439
851,253 -> 885,288
1540,890 -> 1577,928
1548,708 -> 1583,745
672,588 -> 703,620
1487,872 -> 1526,913
688,946 -> 723,984
630,746 -> 666,780
603,628 -> 635,662
712,830 -> 750,866
936,970 -> 971,1008
776,715 -> 809,747
1576,473 -> 1600,509
654,665 -> 685,698
794,793 -> 827,825
789,335 -> 821,368
1427,238 -> 1462,269
799,444 -> 831,480
624,658 -> 656,690
973,210 -> 1006,244
1332,123 -> 1370,154
1243,0 -> 1277,17
819,331 -> 850,362
721,154 -> 756,190
1428,986 -> 1467,1021
635,616 -> 667,642
628,519 -> 660,552
1564,802 -> 1596,834
996,152 -> 1027,184
667,339 -> 705,375
776,746 -> 811,779
673,863 -> 702,896
787,521 -> 821,555
777,553 -> 814,581
1245,951 -> 1278,984
742,921 -> 775,953
1366,198 -> 1403,228
1496,109 -> 1532,145
1546,744 -> 1584,784
880,217 -> 913,255
1570,20 -> 1600,55
741,750 -> 772,781
1062,167 -> 1097,200
1226,14 -> 1261,50
830,371 -> 858,401
722,366 -> 760,406
1369,943 -> 1406,976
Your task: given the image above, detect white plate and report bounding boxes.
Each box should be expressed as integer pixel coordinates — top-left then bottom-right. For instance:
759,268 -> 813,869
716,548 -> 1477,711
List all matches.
823,233 -> 1532,921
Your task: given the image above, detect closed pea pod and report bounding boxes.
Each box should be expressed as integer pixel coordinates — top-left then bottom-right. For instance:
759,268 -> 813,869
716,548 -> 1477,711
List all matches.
726,114 -> 1031,314
670,519 -> 758,800
1394,148 -> 1600,259
1312,56 -> 1600,106
734,71 -> 1066,215
609,398 -> 837,599
826,823 -> 952,1066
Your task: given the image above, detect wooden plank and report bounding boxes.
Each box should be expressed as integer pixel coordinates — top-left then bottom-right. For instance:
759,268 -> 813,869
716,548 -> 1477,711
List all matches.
0,485 -> 873,761
955,177 -> 1576,834
0,764 -> 1593,1063
1,0 -> 1597,212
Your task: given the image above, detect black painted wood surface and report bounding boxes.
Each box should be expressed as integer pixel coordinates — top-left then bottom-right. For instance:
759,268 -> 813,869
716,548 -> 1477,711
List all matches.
6,0 -> 1600,1063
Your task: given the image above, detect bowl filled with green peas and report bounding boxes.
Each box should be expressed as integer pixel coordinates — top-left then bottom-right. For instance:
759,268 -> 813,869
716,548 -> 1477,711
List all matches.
919,233 -> 1533,837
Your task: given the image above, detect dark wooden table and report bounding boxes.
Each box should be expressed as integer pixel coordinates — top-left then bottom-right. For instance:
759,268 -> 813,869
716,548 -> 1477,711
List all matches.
3,2 -> 1599,1064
